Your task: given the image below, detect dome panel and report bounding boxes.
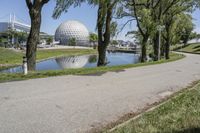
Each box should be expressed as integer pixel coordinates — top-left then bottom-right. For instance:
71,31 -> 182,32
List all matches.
55,20 -> 90,46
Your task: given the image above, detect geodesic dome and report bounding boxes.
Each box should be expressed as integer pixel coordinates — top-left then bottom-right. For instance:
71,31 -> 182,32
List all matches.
55,20 -> 90,46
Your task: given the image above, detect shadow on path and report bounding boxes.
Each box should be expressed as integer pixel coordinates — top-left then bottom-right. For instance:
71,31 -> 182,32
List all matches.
79,69 -> 126,76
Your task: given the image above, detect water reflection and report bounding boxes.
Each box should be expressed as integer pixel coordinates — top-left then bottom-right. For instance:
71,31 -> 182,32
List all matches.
56,55 -> 97,69
1,66 -> 23,73
88,55 -> 98,63
1,52 -> 140,73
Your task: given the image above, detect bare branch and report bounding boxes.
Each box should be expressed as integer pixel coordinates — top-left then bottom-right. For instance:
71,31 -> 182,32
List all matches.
41,0 -> 50,5
132,0 -> 145,37
117,18 -> 135,35
26,0 -> 33,9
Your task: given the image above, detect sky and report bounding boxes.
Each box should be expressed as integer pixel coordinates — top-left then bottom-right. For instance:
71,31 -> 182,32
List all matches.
0,0 -> 200,41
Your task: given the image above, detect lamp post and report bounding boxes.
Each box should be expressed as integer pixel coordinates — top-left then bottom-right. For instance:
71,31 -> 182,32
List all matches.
157,25 -> 165,60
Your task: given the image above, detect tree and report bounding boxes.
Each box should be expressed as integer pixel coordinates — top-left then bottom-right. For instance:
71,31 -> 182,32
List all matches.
12,31 -> 28,45
89,33 -> 98,44
189,32 -> 198,40
110,21 -> 118,40
179,15 -> 194,45
17,32 -> 28,45
196,34 -> 200,41
53,0 -> 120,66
25,0 -> 50,71
6,28 -> 17,45
0,37 -> 7,47
162,1 -> 194,59
152,0 -> 194,60
111,40 -> 118,46
68,37 -> 77,48
121,0 -> 156,62
119,0 -> 194,61
46,36 -> 53,45
194,0 -> 200,8
96,0 -> 119,66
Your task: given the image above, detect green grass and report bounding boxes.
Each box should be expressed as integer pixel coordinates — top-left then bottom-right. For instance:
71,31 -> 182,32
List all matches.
176,43 -> 200,54
170,44 -> 184,51
0,48 -> 24,65
36,49 -> 96,60
0,48 -> 96,69
107,81 -> 200,133
0,53 -> 184,83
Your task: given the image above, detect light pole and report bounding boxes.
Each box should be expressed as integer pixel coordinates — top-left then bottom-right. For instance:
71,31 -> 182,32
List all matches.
157,25 -> 165,60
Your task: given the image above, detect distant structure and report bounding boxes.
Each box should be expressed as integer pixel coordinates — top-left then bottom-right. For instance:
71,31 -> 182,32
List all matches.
0,14 -> 31,45
0,14 -> 30,33
0,14 -> 52,46
55,20 -> 90,46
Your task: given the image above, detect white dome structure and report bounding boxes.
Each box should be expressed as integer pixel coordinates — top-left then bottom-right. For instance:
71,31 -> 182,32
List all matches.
55,20 -> 90,46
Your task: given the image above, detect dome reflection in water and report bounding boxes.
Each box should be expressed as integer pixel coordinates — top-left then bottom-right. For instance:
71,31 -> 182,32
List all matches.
55,55 -> 97,69
0,52 -> 140,73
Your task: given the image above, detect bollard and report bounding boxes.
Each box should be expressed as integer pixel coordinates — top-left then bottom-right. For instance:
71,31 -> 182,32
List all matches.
22,56 -> 28,75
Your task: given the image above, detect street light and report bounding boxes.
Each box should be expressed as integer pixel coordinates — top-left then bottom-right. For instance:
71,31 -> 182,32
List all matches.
157,25 -> 165,60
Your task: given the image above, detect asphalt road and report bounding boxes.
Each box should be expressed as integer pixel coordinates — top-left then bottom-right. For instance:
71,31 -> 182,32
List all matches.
0,53 -> 200,133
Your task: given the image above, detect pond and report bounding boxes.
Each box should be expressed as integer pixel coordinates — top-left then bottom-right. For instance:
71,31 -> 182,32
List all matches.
1,52 -> 140,73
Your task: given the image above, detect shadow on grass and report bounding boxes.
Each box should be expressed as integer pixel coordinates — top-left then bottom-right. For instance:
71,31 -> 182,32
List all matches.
173,44 -> 190,51
193,45 -> 200,49
165,128 -> 200,133
193,48 -> 200,53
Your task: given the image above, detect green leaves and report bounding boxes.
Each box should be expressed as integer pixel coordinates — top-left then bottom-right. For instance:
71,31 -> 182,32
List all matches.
52,0 -> 86,19
89,33 -> 98,42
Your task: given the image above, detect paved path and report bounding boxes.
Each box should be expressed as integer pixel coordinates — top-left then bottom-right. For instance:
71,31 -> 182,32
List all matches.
0,53 -> 200,133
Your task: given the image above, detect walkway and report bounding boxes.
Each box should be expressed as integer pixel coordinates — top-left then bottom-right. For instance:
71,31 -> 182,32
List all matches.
0,53 -> 200,133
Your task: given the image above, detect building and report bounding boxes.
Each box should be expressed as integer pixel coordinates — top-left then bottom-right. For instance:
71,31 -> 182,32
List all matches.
55,20 -> 90,46
0,14 -> 30,46
0,14 -> 30,33
115,40 -> 139,49
0,14 -> 53,47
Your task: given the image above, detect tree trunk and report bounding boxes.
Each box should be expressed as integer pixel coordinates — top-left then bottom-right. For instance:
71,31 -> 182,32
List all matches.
183,36 -> 189,46
153,32 -> 159,61
97,1 -> 112,67
161,43 -> 165,57
97,42 -> 107,66
165,41 -> 170,59
26,8 -> 42,71
141,37 -> 148,62
165,35 -> 170,59
165,24 -> 171,60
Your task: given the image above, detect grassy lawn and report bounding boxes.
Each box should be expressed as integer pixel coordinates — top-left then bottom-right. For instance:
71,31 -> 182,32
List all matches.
0,48 -> 96,69
0,48 -> 24,65
36,49 -> 96,60
0,53 -> 184,83
107,81 -> 200,133
176,43 -> 200,54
